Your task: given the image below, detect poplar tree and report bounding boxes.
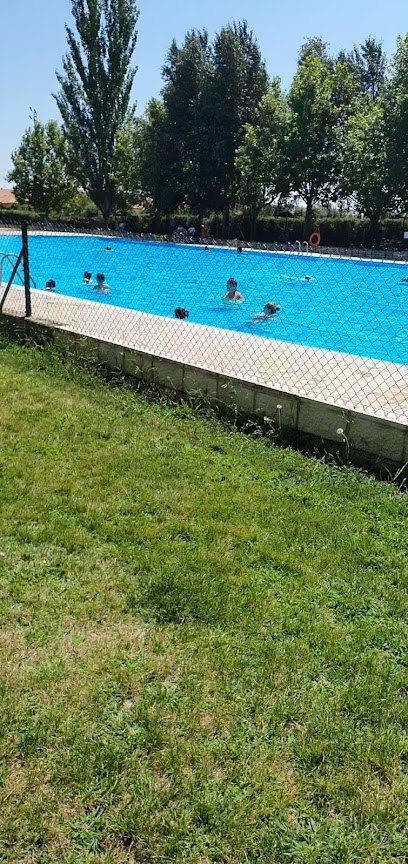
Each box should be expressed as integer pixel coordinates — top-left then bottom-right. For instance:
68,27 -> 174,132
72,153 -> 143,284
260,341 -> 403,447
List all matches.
55,0 -> 139,226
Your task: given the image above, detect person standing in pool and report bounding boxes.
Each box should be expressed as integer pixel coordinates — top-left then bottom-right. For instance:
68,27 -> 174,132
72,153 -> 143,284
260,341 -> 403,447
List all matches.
223,278 -> 244,302
94,273 -> 110,293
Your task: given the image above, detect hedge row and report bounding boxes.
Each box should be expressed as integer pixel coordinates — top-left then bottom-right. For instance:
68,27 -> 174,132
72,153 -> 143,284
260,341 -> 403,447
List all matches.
1,207 -> 406,248
0,208 -> 99,229
124,213 -> 407,248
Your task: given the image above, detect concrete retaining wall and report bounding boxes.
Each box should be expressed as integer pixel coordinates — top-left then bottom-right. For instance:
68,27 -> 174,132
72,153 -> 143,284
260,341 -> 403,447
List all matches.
2,315 -> 408,471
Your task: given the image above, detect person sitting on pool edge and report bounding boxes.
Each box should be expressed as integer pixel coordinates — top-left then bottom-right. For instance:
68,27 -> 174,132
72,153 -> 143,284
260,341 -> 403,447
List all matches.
94,272 -> 110,293
223,278 -> 244,302
174,307 -> 189,320
253,301 -> 280,321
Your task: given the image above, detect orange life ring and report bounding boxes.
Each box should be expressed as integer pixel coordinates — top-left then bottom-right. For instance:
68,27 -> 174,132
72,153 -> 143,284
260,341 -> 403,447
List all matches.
309,231 -> 321,248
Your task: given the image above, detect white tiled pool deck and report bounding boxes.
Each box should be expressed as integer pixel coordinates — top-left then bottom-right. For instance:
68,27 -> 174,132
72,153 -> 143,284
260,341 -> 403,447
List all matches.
3,285 -> 408,425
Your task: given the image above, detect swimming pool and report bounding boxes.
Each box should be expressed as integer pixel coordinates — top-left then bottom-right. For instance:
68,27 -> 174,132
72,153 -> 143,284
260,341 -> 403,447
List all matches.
1,233 -> 408,365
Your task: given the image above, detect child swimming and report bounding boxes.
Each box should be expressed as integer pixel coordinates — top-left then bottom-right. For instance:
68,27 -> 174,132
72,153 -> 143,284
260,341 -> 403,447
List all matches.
174,307 -> 189,319
280,274 -> 313,282
253,302 -> 280,321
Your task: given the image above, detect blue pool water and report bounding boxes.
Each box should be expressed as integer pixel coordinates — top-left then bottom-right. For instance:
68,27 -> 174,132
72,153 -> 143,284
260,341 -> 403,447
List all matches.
1,233 -> 408,364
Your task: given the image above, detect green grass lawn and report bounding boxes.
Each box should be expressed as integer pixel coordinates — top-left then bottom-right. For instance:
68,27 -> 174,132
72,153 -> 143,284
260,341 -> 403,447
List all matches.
0,337 -> 407,864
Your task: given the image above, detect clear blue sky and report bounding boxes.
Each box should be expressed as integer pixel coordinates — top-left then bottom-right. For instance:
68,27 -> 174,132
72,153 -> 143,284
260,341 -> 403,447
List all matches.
0,0 -> 406,184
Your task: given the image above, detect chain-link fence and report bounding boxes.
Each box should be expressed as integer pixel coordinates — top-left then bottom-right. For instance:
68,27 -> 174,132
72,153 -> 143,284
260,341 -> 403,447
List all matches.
1,220 -> 408,424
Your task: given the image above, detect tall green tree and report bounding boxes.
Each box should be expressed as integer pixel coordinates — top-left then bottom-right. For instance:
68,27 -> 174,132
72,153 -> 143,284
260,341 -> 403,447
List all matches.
298,37 -> 332,67
285,56 -> 358,236
161,30 -> 214,216
341,102 -> 394,233
112,117 -> 142,216
384,35 -> 408,207
235,80 -> 288,234
351,37 -> 386,102
285,57 -> 339,236
55,0 -> 139,226
338,37 -> 386,102
138,99 -> 186,214
210,21 -> 269,227
139,30 -> 217,217
7,121 -> 75,217
140,21 -> 268,224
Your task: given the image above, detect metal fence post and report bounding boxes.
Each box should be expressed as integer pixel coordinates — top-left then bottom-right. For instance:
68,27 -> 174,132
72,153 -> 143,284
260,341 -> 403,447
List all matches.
21,221 -> 32,318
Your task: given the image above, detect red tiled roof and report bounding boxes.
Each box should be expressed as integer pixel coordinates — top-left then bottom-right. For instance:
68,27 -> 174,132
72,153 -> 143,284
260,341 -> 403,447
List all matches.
0,189 -> 16,207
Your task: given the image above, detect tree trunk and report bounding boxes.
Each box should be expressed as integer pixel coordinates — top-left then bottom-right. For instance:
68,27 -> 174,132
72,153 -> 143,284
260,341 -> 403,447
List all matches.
222,204 -> 230,239
100,188 -> 114,229
251,206 -> 262,241
368,212 -> 381,246
305,199 -> 313,240
101,207 -> 111,230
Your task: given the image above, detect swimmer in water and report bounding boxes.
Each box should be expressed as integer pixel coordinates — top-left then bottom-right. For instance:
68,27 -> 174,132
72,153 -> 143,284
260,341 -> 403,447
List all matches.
83,271 -> 92,284
94,272 -> 110,293
223,278 -> 244,302
203,245 -> 209,252
237,244 -> 243,254
280,273 -> 313,282
174,307 -> 189,320
105,246 -> 112,252
45,279 -> 56,292
253,302 -> 280,321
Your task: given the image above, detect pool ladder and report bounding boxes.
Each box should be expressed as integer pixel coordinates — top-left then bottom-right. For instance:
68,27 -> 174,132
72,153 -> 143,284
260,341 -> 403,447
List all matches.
0,251 -> 37,289
294,240 -> 309,254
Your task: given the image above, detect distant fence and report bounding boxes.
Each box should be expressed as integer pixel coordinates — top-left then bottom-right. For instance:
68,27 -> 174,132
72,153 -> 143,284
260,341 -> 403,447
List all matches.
1,220 -> 408,440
